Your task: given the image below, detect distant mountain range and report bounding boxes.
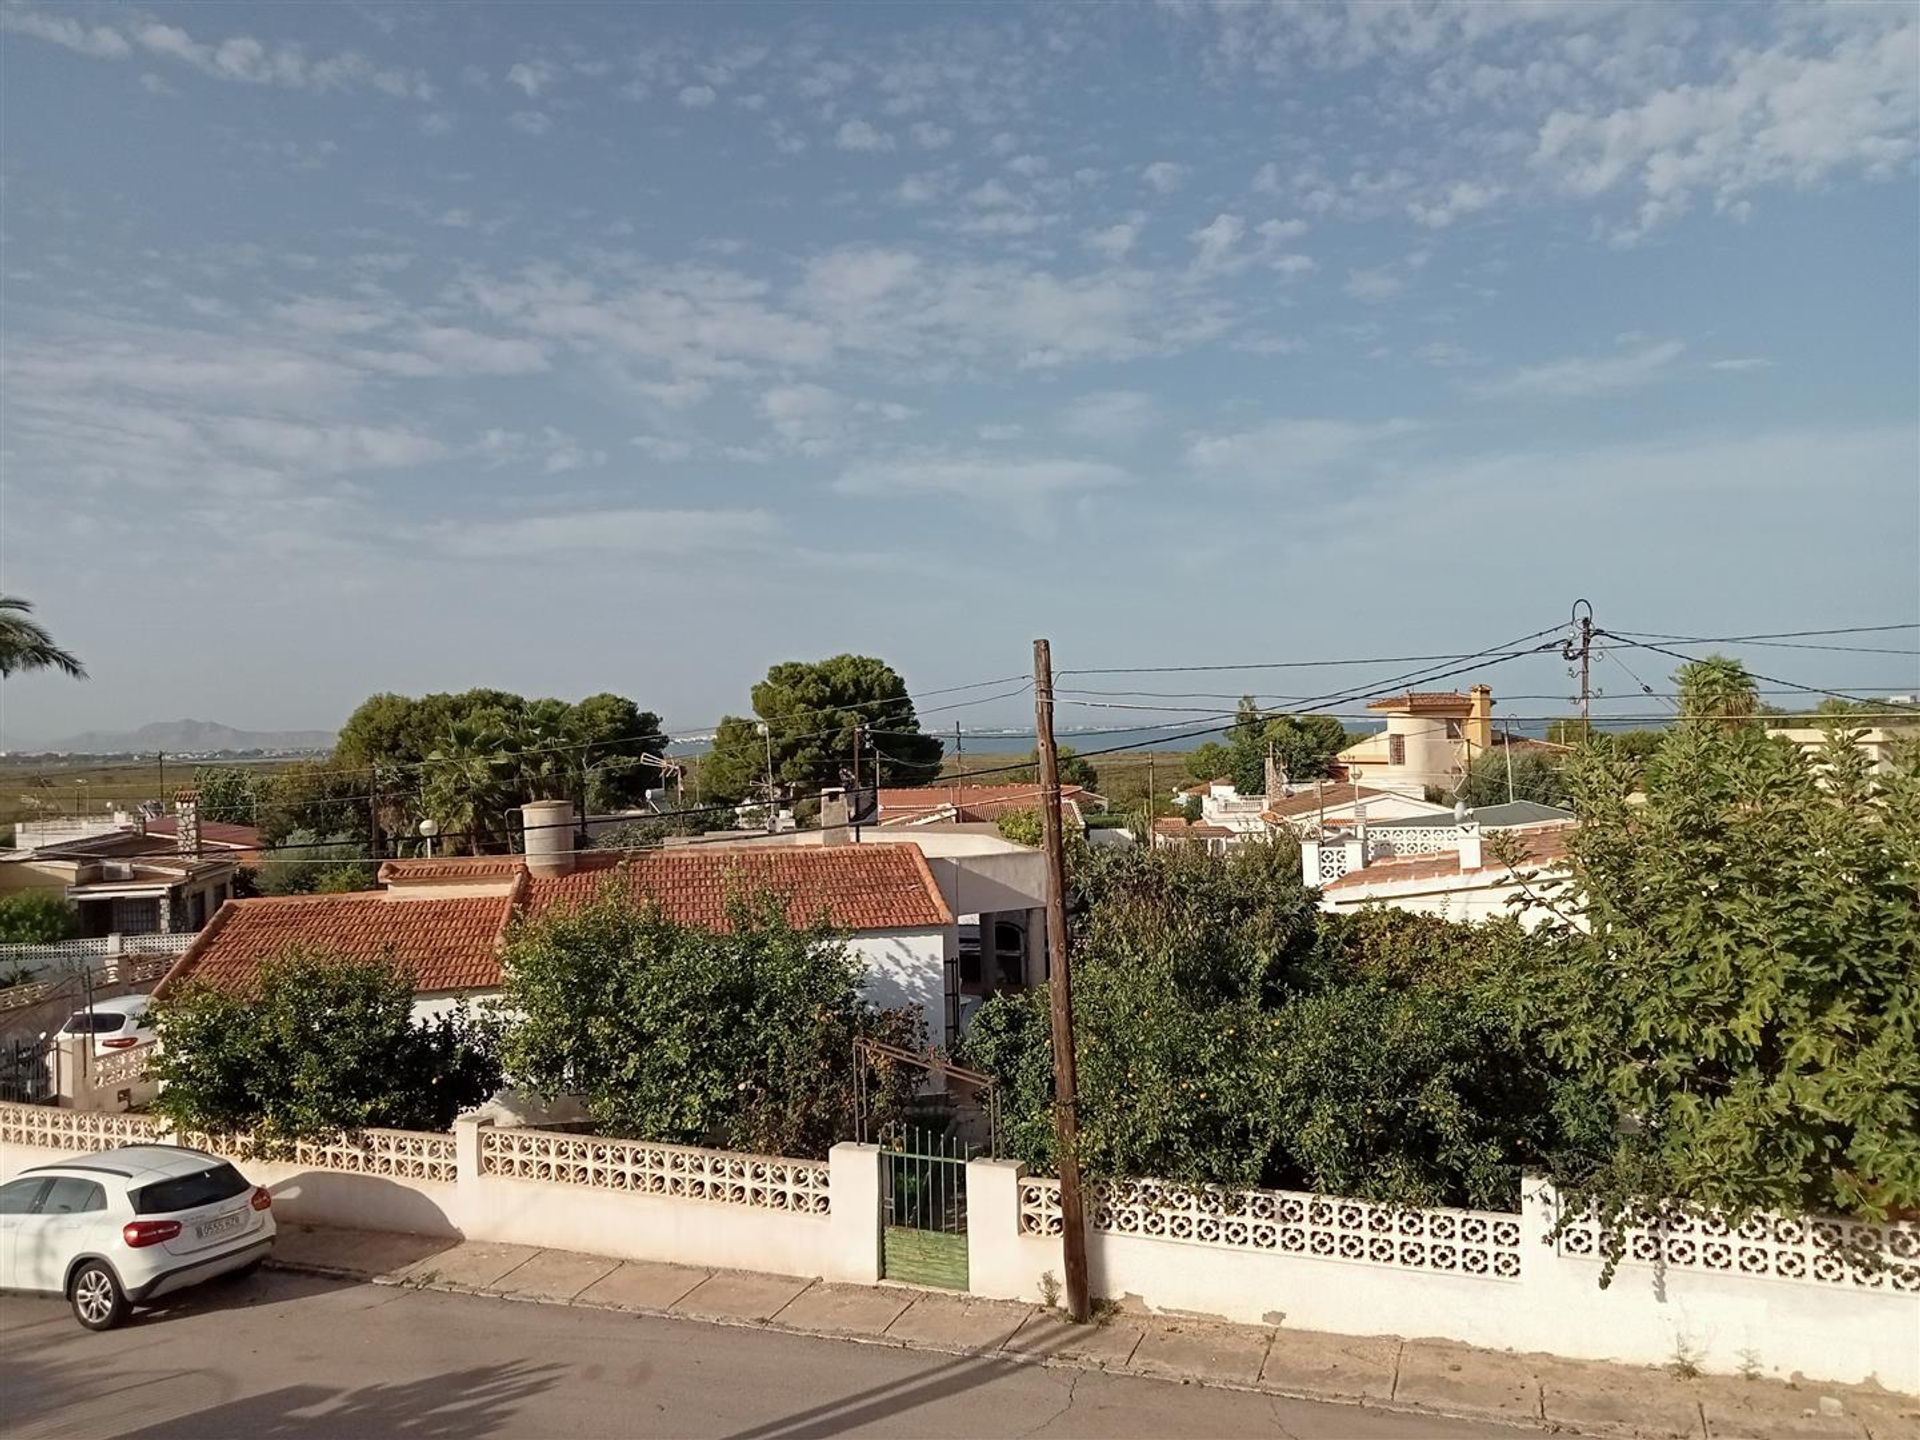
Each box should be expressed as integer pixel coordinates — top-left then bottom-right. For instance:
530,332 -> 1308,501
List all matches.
19,719 -> 336,756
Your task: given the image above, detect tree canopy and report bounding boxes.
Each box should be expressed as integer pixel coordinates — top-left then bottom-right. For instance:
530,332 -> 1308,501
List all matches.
328,688 -> 667,854
963,839 -> 1597,1209
1186,700 -> 1351,794
0,594 -> 85,680
0,891 -> 80,944
700,656 -> 943,805
1520,661 -> 1920,1226
500,883 -> 920,1158
149,946 -> 501,1151
1460,747 -> 1570,809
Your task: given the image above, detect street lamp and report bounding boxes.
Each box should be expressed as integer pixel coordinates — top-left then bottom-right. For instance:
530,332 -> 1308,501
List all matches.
418,817 -> 440,858
756,722 -> 775,831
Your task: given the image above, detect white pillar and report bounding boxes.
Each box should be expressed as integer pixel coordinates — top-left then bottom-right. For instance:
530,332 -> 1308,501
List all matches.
1457,821 -> 1483,871
1300,838 -> 1321,887
825,1141 -> 884,1283
453,1113 -> 489,1187
967,1156 -> 1048,1300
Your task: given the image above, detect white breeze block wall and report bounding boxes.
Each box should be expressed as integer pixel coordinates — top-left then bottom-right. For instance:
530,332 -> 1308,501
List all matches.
970,1161 -> 1919,1393
0,1105 -> 885,1287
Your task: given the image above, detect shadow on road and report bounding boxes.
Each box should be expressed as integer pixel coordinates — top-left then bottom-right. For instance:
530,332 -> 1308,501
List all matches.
117,1362 -> 565,1439
724,1336 -> 1071,1440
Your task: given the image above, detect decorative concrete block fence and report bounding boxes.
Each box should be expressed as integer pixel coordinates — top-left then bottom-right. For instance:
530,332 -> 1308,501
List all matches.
2,1101 -> 1911,1393
966,1162 -> 1917,1393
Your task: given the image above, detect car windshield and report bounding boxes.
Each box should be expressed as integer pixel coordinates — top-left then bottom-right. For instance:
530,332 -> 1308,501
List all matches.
131,1163 -> 250,1215
61,1012 -> 127,1034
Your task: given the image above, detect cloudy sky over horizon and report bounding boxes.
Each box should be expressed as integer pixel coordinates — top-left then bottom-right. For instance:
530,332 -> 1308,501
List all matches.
2,0 -> 1916,743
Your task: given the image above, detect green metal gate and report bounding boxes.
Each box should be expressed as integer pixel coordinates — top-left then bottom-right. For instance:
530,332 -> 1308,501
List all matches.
881,1126 -> 970,1289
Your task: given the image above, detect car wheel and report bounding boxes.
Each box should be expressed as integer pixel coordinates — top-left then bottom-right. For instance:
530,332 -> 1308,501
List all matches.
69,1262 -> 129,1331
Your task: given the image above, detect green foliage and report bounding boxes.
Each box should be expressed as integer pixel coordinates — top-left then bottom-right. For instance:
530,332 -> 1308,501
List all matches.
701,656 -> 943,804
500,884 -> 921,1158
995,808 -> 1044,848
1003,747 -> 1100,791
331,687 -> 667,854
193,766 -> 270,827
0,890 -> 80,943
1524,665 -> 1920,1227
255,830 -> 366,896
149,946 -> 502,1150
964,843 -> 1601,1210
0,594 -> 85,679
1460,748 -> 1570,809
258,761 -> 365,846
1675,655 -> 1761,727
1185,700 -> 1347,792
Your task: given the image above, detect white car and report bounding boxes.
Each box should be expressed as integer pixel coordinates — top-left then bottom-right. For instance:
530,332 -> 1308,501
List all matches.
49,996 -> 156,1058
0,1145 -> 275,1329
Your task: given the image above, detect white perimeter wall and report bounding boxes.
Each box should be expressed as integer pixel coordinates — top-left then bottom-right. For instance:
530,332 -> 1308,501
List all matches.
967,1163 -> 1918,1393
1,1115 -> 886,1289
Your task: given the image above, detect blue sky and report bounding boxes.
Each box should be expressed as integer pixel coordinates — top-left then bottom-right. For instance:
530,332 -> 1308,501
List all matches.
2,0 -> 1916,744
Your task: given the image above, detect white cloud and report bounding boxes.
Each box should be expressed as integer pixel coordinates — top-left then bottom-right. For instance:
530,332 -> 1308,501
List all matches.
1057,391 -> 1158,444
631,434 -> 694,461
1258,218 -> 1308,241
419,111 -> 455,138
801,247 -> 921,310
836,119 -> 896,153
1407,180 -> 1502,228
910,121 -> 954,149
1344,267 -> 1404,303
1188,213 -> 1247,275
1142,160 -> 1187,194
0,7 -> 130,58
273,298 -> 395,336
509,110 -> 553,136
475,426 -> 606,474
759,382 -> 845,452
835,454 -> 1130,504
1006,154 -> 1049,178
1186,417 -> 1417,480
1083,221 -> 1140,261
678,84 -> 717,108
1709,356 -> 1772,372
1477,339 -> 1686,398
211,416 -> 447,473
1534,16 -> 1920,241
434,508 -> 776,559
385,327 -> 551,376
111,17 -> 421,97
506,60 -> 557,97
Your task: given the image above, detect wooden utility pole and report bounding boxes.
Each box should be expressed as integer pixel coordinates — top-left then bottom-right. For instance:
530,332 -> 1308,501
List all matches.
1033,638 -> 1091,1323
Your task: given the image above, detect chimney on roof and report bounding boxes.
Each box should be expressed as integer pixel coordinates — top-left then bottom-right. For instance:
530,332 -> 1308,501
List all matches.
174,788 -> 201,857
819,788 -> 851,846
521,799 -> 577,877
1467,685 -> 1493,754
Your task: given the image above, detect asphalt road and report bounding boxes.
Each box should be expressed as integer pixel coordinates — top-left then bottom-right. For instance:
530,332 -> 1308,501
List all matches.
1,1270 -> 1520,1439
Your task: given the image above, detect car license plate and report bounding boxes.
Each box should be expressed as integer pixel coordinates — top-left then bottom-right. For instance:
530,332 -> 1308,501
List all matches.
197,1212 -> 243,1241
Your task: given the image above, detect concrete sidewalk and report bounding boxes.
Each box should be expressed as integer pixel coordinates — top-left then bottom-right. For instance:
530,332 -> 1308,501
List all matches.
267,1225 -> 1915,1440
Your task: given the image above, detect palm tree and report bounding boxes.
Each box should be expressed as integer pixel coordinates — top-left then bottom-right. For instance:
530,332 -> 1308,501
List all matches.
424,719 -> 519,854
1676,656 -> 1759,728
0,595 -> 86,679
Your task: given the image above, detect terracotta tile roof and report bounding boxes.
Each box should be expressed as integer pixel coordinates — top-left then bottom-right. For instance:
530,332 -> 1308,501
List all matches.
1322,824 -> 1575,891
145,818 -> 262,851
1152,817 -> 1235,838
1366,691 -> 1473,713
876,784 -> 1090,821
157,892 -> 513,996
1175,777 -> 1231,798
378,855 -> 527,884
1261,783 -> 1403,823
522,845 -> 953,932
161,845 -> 955,999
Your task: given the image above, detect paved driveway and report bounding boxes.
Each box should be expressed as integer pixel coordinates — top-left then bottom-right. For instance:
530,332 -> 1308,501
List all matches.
2,1270 -> 1520,1438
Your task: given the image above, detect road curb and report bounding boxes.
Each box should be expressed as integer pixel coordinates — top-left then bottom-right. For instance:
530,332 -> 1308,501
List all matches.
264,1254 -> 1559,1436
